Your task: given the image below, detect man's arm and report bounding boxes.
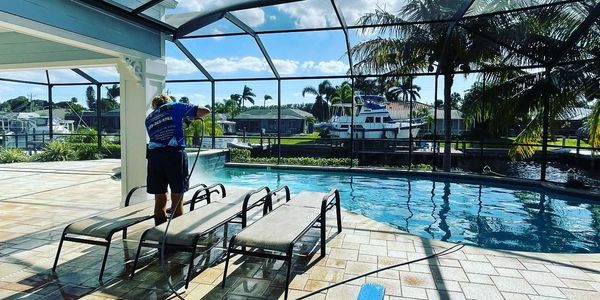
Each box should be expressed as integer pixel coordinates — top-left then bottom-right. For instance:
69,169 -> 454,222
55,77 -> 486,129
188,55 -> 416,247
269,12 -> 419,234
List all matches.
196,107 -> 211,119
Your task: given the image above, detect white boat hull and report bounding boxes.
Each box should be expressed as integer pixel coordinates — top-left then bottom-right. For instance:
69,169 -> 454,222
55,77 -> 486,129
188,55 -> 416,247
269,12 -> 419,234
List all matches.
330,126 -> 420,139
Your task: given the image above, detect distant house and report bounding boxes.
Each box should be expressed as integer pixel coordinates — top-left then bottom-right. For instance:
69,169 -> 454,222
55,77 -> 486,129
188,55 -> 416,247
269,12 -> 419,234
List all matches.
556,107 -> 590,136
427,109 -> 469,135
65,109 -> 120,133
233,108 -> 314,134
386,101 -> 431,119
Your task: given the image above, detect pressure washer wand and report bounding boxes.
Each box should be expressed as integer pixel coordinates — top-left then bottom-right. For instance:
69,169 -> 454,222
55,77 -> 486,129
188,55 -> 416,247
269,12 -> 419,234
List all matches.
159,117 -> 205,300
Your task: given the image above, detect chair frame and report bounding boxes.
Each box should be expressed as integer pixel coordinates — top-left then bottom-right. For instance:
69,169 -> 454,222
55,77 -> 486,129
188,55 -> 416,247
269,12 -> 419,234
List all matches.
222,187 -> 342,300
52,183 -> 209,281
130,184 -> 272,288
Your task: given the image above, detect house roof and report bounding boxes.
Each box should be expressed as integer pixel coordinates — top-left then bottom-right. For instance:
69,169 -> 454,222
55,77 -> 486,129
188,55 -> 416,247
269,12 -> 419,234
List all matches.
234,108 -> 313,120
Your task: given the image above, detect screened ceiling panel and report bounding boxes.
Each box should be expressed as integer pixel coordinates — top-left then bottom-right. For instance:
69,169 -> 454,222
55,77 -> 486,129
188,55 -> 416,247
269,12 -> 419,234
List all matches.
181,18 -> 244,37
164,40 -> 209,81
464,0 -> 565,18
78,66 -> 120,83
228,0 -> 341,32
180,35 -> 275,79
48,70 -> 89,84
0,70 -> 48,83
260,31 -> 349,77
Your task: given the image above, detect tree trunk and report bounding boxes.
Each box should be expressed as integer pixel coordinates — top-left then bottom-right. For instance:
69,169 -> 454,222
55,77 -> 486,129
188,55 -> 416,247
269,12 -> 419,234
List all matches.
443,74 -> 454,172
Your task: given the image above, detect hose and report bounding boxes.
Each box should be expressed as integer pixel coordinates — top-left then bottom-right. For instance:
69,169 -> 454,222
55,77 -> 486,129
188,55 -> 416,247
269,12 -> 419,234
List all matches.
297,243 -> 465,299
160,118 -> 205,300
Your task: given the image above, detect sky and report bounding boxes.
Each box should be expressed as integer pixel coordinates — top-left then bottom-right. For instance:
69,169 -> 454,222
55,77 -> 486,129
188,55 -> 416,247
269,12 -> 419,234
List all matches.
0,0 -> 478,110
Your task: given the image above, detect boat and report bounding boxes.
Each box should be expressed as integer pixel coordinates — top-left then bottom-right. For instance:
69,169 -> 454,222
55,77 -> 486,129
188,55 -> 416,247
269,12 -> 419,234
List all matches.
328,95 -> 424,140
0,112 -> 73,148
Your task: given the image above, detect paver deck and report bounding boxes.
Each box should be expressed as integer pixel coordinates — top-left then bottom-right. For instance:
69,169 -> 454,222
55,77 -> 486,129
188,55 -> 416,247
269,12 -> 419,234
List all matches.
0,159 -> 599,299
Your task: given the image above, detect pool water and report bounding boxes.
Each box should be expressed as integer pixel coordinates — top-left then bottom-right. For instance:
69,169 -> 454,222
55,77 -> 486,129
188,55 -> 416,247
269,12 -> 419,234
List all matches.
192,166 -> 600,253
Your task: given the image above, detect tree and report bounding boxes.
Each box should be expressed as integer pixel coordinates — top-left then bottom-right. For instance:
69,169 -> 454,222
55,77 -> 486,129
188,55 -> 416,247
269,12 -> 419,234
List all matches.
450,92 -> 462,110
302,80 -> 336,122
331,82 -> 353,104
105,84 -> 120,99
263,94 -> 272,107
351,2 -> 503,171
388,78 -> 421,103
86,86 -> 96,111
241,85 -> 256,107
179,96 -> 190,104
71,97 -> 78,103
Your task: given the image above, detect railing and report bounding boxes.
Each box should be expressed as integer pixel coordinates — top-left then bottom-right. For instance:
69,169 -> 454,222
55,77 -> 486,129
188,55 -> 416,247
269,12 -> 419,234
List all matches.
3,131 -> 597,187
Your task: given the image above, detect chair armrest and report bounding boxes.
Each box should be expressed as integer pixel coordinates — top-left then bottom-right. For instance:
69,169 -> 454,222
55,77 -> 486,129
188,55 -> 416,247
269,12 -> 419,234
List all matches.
189,183 -> 225,210
241,186 -> 271,227
320,189 -> 340,215
124,185 -> 146,207
264,185 -> 290,214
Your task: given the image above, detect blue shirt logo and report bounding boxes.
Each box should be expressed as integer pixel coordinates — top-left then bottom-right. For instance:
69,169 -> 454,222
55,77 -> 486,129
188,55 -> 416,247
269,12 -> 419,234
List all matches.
145,102 -> 197,149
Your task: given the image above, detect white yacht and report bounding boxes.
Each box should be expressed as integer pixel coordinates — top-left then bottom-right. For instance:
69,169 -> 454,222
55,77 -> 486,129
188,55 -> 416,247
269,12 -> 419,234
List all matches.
0,112 -> 73,147
328,96 -> 423,140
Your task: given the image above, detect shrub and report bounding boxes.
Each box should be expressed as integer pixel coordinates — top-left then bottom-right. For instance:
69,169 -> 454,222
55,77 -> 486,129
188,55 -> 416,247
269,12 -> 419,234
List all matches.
65,127 -> 98,143
73,144 -> 105,160
0,148 -> 29,163
229,148 -> 357,166
35,141 -> 76,161
68,142 -> 121,159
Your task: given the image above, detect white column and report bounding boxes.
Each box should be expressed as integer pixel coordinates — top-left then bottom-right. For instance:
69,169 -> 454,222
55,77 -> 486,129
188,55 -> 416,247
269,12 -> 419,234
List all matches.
117,58 -> 167,206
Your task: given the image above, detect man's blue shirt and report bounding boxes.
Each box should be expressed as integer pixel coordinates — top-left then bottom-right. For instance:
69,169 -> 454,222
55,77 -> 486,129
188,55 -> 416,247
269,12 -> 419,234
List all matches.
145,102 -> 197,149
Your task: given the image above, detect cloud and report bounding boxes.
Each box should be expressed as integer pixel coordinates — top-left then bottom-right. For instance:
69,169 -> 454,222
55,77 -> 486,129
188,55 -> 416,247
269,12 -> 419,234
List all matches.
231,8 -> 265,27
165,57 -> 198,75
273,59 -> 299,75
165,56 -> 348,76
277,0 -> 403,28
302,60 -> 349,74
202,56 -> 266,73
178,0 -> 266,27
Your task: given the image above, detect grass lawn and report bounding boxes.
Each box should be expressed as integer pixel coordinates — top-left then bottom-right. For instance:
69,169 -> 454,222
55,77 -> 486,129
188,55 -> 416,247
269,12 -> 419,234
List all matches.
244,132 -> 321,145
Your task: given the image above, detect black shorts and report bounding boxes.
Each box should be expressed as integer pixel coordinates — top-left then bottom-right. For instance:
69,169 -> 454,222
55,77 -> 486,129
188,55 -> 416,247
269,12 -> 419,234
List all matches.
146,148 -> 189,194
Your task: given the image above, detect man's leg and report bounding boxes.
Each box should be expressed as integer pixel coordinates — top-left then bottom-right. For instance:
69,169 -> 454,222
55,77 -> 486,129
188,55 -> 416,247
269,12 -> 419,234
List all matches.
170,193 -> 185,218
154,194 -> 168,226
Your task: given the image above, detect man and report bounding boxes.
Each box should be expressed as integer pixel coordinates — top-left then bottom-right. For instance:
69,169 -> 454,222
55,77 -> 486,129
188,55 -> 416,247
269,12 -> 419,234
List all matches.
145,94 -> 210,226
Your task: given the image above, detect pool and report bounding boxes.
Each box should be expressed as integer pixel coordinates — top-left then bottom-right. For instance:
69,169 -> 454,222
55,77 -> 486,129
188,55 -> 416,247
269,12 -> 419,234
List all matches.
192,166 -> 600,253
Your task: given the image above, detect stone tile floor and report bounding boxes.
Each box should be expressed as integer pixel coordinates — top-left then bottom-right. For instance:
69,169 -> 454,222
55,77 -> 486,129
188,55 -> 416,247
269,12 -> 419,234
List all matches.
0,160 -> 600,299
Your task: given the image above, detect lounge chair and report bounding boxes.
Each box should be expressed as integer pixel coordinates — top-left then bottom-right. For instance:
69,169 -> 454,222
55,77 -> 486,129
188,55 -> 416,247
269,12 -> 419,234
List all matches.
222,186 -> 341,299
129,184 -> 272,288
52,183 -> 213,281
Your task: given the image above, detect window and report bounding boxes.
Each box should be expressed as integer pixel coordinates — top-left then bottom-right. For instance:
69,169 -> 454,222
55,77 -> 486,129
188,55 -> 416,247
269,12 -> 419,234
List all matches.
366,117 -> 374,123
375,117 -> 381,123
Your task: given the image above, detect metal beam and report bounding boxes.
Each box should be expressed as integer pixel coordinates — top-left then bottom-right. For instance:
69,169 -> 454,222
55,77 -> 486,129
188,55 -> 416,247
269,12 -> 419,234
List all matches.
331,0 -> 355,167
0,77 -> 47,85
71,68 -> 100,85
131,0 -> 164,15
438,0 -> 476,74
540,67 -> 551,181
547,1 -> 600,67
73,0 -> 176,34
180,0 -> 583,40
172,40 -> 214,81
46,70 -> 54,140
225,13 -> 280,79
175,0 -> 304,38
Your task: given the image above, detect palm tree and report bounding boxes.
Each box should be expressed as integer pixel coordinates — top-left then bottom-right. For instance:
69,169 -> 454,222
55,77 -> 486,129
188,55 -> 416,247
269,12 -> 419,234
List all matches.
302,80 -> 336,122
331,82 -> 353,104
388,78 -> 421,103
241,85 -> 256,108
351,1 -> 504,171
263,94 -> 272,107
460,3 -> 599,159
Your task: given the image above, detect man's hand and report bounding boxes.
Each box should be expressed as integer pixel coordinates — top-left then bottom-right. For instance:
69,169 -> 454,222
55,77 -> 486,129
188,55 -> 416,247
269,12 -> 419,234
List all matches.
196,107 -> 211,119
